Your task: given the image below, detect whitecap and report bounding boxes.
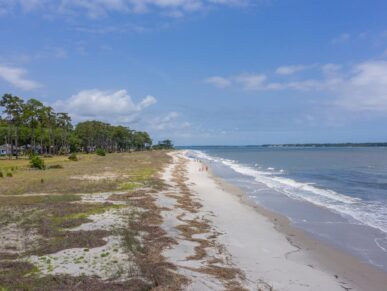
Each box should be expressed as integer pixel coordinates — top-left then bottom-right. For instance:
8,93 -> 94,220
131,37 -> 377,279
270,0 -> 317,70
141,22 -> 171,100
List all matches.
188,150 -> 387,235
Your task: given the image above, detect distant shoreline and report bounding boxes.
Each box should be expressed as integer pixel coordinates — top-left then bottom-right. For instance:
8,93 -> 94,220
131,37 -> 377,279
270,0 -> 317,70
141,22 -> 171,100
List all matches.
178,142 -> 387,148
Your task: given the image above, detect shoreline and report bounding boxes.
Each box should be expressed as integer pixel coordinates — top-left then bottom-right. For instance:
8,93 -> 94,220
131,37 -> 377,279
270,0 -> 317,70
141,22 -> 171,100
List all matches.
209,167 -> 387,291
162,150 -> 387,290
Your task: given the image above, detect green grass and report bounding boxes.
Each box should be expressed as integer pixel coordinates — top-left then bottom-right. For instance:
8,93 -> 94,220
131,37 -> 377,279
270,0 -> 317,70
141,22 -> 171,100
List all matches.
0,151 -> 169,195
119,182 -> 140,191
0,194 -> 81,207
0,151 -> 174,290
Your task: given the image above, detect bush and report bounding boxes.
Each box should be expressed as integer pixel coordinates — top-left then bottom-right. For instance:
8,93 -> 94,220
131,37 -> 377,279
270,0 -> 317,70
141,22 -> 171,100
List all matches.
6,171 -> 13,177
58,147 -> 68,155
29,155 -> 46,170
0,171 -> 3,178
47,164 -> 63,169
96,148 -> 106,156
68,153 -> 78,161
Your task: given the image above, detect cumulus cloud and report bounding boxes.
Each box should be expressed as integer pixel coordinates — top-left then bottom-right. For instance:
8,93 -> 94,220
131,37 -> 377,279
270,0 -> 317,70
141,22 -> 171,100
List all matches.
275,65 -> 306,75
205,76 -> 231,88
0,64 -> 42,90
235,73 -> 267,90
205,60 -> 387,111
335,60 -> 387,111
205,73 -> 267,90
54,89 -> 157,123
147,111 -> 191,131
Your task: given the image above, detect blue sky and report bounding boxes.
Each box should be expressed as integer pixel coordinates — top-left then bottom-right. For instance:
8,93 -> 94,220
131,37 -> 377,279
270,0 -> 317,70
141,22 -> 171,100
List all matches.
0,0 -> 387,145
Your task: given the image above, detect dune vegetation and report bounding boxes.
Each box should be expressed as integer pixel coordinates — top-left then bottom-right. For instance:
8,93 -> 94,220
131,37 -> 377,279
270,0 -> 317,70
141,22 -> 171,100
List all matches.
0,148 -> 187,290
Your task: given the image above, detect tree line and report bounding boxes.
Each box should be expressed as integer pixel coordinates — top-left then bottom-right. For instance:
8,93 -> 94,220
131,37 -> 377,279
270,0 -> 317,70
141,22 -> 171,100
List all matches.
0,93 -> 173,158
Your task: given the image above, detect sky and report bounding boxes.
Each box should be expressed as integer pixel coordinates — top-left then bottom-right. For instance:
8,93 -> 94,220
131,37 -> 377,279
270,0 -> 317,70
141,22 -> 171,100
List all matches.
0,0 -> 387,145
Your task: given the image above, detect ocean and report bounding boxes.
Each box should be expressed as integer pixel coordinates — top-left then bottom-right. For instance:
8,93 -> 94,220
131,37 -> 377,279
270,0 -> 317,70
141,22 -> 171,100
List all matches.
183,146 -> 387,272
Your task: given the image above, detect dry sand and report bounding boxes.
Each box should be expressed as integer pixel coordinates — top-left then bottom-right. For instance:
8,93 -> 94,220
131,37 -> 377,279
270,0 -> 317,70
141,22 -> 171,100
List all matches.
158,151 -> 387,290
26,190 -> 139,281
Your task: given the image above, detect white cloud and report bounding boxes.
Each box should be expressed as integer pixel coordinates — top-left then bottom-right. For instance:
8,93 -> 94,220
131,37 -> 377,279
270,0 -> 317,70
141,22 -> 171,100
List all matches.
275,65 -> 306,75
0,64 -> 42,90
54,89 -> 156,123
321,63 -> 342,76
332,33 -> 350,44
19,0 -> 48,11
0,0 -> 252,17
206,60 -> 387,111
235,73 -> 267,90
58,0 -> 129,18
149,111 -> 191,131
265,79 -> 326,91
205,76 -> 231,88
0,0 -> 48,14
138,95 -> 157,109
335,60 -> 387,111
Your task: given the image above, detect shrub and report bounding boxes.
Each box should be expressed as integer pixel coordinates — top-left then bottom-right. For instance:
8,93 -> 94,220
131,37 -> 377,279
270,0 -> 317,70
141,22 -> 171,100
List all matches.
68,153 -> 78,161
29,155 -> 46,170
6,171 -> 13,177
58,147 -> 68,155
96,148 -> 106,156
47,164 -> 63,169
0,171 -> 3,178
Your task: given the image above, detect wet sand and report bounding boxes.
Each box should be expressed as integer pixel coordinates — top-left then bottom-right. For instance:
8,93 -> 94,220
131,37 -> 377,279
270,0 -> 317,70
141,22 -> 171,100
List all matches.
157,151 -> 387,290
212,171 -> 387,291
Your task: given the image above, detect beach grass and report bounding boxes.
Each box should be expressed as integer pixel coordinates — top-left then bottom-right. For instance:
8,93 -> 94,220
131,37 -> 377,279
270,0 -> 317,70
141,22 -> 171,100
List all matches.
0,150 -> 186,290
0,151 -> 167,195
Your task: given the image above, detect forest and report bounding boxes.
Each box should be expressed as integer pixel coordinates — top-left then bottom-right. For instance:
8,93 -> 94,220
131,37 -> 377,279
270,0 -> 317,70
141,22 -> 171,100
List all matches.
0,93 -> 173,158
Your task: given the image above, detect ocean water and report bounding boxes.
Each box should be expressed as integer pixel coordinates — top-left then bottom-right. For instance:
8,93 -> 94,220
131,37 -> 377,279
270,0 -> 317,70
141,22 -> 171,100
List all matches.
183,146 -> 387,272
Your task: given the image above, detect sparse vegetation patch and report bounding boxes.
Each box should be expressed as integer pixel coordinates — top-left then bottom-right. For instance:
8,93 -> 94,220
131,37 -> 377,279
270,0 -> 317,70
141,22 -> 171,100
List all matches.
29,155 -> 46,170
0,151 -> 186,290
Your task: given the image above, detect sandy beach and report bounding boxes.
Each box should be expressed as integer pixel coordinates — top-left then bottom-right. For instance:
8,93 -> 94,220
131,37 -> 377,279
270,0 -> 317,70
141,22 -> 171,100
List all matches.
157,151 -> 387,290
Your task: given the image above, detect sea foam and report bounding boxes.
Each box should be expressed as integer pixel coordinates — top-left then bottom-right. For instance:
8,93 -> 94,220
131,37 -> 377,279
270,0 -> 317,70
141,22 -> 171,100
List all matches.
188,150 -> 387,235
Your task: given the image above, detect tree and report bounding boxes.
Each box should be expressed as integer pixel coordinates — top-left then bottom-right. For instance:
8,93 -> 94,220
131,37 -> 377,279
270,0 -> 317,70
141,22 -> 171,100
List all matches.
132,131 -> 152,151
1,93 -> 163,156
0,94 -> 25,158
154,139 -> 174,150
23,98 -> 44,153
44,106 -> 56,154
56,112 -> 72,153
112,125 -> 132,152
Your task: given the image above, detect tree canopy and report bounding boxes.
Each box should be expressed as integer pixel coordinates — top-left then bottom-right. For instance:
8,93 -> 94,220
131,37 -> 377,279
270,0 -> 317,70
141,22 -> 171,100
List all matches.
0,93 -> 170,157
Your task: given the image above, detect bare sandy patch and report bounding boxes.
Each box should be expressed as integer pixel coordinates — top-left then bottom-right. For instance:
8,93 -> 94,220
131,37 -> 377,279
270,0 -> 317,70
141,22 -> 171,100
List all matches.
70,171 -> 128,181
28,235 -> 138,281
0,223 -> 40,255
24,190 -> 138,282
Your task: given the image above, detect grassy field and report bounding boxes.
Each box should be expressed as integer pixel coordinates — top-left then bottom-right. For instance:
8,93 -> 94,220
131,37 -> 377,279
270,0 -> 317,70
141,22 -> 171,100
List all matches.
0,151 -> 185,290
0,152 -> 164,195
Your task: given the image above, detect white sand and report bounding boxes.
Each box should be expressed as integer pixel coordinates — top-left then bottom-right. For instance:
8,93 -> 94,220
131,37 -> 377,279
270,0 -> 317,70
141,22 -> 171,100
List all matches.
159,160 -> 241,290
159,151 -> 350,290
26,190 -> 140,281
28,235 -> 138,280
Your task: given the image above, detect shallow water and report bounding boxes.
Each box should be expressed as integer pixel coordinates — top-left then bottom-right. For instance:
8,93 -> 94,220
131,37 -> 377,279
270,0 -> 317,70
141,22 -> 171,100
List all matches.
183,146 -> 387,272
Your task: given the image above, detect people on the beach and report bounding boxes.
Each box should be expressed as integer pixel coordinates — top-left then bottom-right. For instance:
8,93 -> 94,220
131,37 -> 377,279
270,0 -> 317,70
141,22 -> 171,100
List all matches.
199,164 -> 209,172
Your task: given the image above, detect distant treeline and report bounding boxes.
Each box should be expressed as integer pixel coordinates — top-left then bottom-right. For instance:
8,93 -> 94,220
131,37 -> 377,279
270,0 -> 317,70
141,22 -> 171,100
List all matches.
262,143 -> 387,148
0,93 -> 173,158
